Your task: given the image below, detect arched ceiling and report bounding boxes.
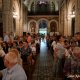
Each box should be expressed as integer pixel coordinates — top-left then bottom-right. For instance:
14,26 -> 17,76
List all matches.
23,0 -> 59,11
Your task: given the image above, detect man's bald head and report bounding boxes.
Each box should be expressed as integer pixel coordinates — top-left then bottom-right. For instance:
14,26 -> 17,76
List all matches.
5,51 -> 18,64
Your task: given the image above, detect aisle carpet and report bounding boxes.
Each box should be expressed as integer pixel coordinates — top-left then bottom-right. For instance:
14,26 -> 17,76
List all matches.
32,40 -> 54,80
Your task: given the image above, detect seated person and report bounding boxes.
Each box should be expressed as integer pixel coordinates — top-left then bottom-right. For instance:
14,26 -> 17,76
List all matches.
0,50 -> 27,80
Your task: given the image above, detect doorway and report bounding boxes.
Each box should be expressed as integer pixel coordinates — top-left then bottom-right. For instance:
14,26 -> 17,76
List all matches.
39,20 -> 47,36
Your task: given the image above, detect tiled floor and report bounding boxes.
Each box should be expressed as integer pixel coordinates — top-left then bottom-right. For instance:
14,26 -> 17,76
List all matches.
32,40 -> 59,80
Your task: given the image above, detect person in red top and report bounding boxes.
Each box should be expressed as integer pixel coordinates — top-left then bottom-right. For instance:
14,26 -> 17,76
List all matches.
27,33 -> 32,45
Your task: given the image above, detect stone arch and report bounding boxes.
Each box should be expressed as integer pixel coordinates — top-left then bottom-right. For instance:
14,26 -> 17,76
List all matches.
37,18 -> 48,35
28,20 -> 37,33
49,20 -> 58,32
37,18 -> 48,32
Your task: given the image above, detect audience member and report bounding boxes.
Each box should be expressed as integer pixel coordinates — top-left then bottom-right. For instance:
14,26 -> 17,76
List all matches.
1,50 -> 27,80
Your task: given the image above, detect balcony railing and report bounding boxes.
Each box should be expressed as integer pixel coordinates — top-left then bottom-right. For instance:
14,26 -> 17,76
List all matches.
28,11 -> 59,15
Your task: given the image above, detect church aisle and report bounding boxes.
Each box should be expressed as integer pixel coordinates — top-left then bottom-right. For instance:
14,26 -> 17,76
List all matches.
32,40 -> 54,80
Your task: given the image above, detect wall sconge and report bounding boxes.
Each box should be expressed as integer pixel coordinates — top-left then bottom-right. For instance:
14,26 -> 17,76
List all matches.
71,11 -> 75,18
13,11 -> 18,18
67,11 -> 75,20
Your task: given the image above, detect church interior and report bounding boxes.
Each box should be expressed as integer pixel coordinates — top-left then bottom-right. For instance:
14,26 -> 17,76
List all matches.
0,0 -> 80,80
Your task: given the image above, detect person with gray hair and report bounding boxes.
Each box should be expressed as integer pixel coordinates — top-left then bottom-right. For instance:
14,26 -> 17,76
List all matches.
0,50 -> 27,80
9,49 -> 23,66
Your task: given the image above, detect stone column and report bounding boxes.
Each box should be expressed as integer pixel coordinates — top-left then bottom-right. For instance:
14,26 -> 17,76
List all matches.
3,0 -> 13,33
75,0 -> 80,32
